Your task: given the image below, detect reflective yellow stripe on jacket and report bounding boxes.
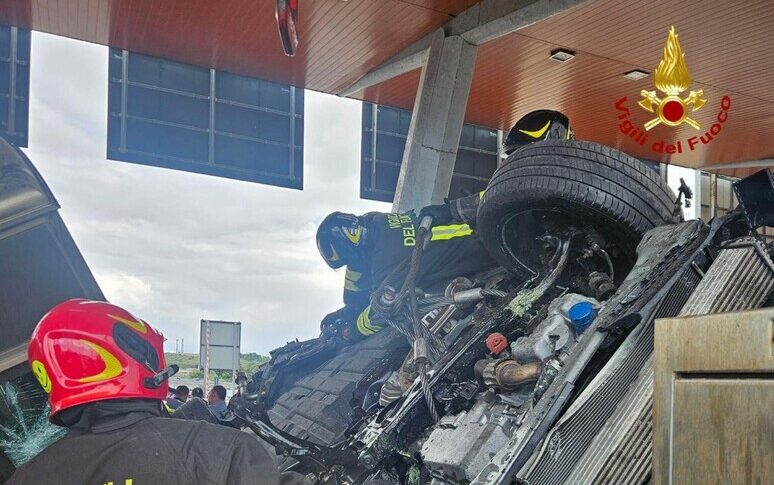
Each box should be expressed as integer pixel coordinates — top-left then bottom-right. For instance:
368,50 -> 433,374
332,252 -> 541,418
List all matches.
430,223 -> 473,241
356,305 -> 383,336
344,269 -> 363,292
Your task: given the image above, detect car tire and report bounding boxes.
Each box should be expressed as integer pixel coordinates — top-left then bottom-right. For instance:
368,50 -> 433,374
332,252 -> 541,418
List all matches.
477,140 -> 677,274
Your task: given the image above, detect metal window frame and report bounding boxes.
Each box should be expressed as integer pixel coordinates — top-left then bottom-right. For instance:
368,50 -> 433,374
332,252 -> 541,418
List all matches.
361,102 -> 499,202
0,25 -> 30,147
108,49 -> 303,189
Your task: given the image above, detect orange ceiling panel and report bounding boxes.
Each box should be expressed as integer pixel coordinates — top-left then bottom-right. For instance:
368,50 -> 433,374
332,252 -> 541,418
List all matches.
360,68 -> 422,111
399,0 -> 480,16
467,0 -> 774,175
345,0 -> 773,176
517,0 -> 774,103
0,0 -> 769,174
0,0 -> 459,93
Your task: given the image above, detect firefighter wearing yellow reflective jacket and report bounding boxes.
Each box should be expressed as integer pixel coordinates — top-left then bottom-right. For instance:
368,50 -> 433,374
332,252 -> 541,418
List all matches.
316,192 -> 494,339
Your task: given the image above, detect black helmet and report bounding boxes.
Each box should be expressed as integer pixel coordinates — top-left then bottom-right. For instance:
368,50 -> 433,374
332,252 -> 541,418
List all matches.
316,212 -> 367,269
502,110 -> 573,156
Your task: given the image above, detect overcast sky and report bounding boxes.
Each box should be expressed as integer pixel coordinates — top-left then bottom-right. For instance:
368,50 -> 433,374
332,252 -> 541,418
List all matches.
23,32 -> 390,355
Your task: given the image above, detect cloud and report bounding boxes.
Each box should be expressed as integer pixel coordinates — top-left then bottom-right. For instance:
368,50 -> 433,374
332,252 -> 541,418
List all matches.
98,272 -> 154,309
23,32 -> 390,354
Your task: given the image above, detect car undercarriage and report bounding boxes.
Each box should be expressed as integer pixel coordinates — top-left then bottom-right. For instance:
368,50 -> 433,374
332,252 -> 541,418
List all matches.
0,133 -> 770,484
220,144 -> 773,484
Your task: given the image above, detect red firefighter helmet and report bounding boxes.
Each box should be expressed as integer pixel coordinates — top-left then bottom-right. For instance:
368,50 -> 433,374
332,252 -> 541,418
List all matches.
27,299 -> 168,424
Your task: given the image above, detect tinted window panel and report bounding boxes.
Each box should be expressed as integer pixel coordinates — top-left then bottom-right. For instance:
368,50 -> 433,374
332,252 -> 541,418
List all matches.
0,25 -> 30,147
107,49 -> 303,189
127,53 -> 210,95
0,28 -> 10,58
0,63 -> 10,93
215,135 -> 290,176
125,118 -> 209,163
361,103 -> 498,202
126,85 -> 209,128
376,134 -> 406,163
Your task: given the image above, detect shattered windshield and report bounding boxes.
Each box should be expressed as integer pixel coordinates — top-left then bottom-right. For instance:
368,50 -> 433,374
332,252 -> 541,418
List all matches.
0,374 -> 65,468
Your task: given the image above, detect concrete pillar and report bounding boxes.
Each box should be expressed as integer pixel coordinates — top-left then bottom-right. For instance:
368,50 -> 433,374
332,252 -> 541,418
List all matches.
393,34 -> 478,212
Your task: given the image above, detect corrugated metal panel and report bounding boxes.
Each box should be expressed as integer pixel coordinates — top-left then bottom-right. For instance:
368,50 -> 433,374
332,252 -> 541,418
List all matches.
107,49 -> 304,188
680,239 -> 774,316
361,102 -> 498,202
0,24 -> 29,147
554,267 -> 702,485
547,236 -> 774,485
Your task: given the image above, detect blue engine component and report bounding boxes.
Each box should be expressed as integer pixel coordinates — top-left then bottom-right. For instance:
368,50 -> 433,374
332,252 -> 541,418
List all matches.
568,301 -> 597,333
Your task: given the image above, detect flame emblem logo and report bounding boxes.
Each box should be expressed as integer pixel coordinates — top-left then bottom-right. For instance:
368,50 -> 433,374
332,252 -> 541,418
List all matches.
638,26 -> 706,130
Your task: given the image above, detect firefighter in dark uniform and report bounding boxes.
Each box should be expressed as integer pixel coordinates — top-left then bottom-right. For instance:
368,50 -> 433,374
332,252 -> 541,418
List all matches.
9,299 -> 308,485
317,110 -> 573,339
317,202 -> 491,338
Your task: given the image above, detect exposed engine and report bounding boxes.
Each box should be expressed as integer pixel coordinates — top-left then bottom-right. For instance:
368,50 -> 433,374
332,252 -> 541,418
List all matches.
226,222 -> 637,483
416,293 -> 600,483
223,166 -> 773,485
348,281 -> 609,482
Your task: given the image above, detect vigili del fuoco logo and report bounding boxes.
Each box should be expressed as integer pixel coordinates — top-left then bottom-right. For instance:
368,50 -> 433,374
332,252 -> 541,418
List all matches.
615,26 -> 731,155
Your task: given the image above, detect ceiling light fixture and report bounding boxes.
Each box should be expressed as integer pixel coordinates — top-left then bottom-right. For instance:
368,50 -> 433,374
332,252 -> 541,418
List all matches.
623,69 -> 650,80
549,48 -> 575,63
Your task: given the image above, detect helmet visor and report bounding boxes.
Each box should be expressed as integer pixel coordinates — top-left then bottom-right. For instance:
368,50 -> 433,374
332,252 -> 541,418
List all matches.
503,110 -> 571,155
316,213 -> 361,269
318,239 -> 344,269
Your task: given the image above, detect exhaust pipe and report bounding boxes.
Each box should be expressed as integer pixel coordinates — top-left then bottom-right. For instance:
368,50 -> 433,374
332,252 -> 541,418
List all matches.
475,359 -> 542,391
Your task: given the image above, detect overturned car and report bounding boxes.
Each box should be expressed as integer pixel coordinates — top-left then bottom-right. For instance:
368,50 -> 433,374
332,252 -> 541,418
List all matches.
0,133 -> 770,483
219,140 -> 773,484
